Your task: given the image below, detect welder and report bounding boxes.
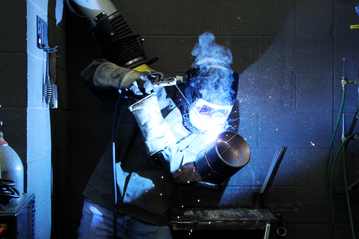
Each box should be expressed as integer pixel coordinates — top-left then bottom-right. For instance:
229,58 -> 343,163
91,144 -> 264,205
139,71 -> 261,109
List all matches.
68,1 -> 243,238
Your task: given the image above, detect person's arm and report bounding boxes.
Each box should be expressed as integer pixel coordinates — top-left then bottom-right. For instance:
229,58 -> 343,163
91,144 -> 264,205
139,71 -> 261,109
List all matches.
81,59 -> 146,90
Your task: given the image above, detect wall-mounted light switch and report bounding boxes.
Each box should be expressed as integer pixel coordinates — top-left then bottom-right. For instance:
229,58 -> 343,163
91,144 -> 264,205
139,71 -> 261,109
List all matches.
37,15 -> 48,49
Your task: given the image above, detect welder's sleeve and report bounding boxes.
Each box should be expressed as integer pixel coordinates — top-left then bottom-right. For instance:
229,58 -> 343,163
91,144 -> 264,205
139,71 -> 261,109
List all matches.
129,92 -> 203,184
81,59 -> 145,90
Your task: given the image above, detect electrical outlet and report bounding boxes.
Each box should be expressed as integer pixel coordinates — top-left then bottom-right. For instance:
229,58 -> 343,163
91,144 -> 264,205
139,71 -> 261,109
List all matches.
37,15 -> 48,49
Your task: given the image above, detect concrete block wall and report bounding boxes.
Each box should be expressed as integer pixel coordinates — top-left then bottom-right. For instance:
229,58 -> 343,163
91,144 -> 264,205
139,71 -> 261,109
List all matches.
61,0 -> 359,238
1,0 -> 67,238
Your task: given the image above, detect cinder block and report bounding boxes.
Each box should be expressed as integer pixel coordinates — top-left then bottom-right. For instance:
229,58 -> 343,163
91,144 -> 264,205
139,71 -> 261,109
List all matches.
52,149 -> 70,191
294,37 -> 333,73
229,148 -> 295,187
33,199 -> 51,239
0,54 -> 27,107
221,0 -> 295,36
296,73 -> 333,111
146,0 -> 221,35
50,110 -> 68,152
335,224 -> 359,239
0,0 -> 26,52
237,110 -> 258,149
334,0 -> 359,37
266,186 -> 332,224
258,111 -> 332,149
218,186 -> 257,207
333,37 -> 359,111
259,37 -> 286,72
143,36 -> 183,73
112,0 -> 147,36
0,108 -> 26,160
330,149 -> 359,188
332,112 -> 359,149
295,149 -> 329,186
296,0 -> 334,37
27,156 -> 52,205
327,186 -> 359,226
27,54 -> 46,108
295,224 -> 333,239
226,37 -> 259,74
27,108 -> 51,161
67,110 -> 113,149
237,71 -> 294,112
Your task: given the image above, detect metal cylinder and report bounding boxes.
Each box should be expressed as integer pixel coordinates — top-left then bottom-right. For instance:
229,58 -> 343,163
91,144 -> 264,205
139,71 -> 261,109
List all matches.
195,131 -> 250,184
0,132 -> 24,194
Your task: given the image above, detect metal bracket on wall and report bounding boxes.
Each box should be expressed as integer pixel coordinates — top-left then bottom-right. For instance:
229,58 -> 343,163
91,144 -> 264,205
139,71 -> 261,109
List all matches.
36,15 -> 58,108
37,16 -> 48,49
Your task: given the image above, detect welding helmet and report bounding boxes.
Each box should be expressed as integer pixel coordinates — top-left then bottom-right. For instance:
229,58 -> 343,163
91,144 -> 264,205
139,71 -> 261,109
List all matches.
179,64 -> 238,133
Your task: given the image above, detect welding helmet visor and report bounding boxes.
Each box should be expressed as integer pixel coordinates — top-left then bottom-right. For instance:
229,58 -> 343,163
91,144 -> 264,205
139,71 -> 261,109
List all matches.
179,67 -> 238,132
189,98 -> 233,131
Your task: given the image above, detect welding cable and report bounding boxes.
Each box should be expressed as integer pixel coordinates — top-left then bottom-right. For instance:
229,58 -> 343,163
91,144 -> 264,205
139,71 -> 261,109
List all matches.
329,134 -> 356,239
342,146 -> 356,239
111,92 -> 124,239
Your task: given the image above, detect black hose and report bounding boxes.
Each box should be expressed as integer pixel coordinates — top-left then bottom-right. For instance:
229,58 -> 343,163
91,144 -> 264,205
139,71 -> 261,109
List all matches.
111,92 -> 123,239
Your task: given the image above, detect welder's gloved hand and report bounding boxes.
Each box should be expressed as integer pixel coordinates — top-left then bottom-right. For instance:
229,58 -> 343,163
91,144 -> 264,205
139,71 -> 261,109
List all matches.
129,75 -> 154,96
81,60 -> 150,91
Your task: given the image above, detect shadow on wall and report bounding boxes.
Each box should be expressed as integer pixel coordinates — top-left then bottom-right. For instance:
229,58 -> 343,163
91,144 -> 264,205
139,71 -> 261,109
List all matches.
53,1 -> 329,238
169,2 -> 296,208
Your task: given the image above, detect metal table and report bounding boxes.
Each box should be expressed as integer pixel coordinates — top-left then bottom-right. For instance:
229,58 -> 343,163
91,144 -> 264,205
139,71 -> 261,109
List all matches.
170,208 -> 277,239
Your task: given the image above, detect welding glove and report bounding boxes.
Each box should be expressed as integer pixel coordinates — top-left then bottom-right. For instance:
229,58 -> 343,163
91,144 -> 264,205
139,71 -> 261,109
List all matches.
128,92 -> 177,155
81,60 -> 149,91
129,75 -> 154,96
129,93 -> 203,183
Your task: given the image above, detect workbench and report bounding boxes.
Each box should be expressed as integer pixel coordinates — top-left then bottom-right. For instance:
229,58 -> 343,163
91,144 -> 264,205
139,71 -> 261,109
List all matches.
170,208 -> 277,238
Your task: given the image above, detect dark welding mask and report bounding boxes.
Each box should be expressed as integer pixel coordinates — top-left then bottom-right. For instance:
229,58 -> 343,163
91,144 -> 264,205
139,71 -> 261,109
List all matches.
180,63 -> 238,134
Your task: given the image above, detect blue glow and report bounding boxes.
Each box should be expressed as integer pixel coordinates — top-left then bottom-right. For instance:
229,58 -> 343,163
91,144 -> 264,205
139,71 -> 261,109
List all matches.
189,99 -> 232,143
191,32 -> 235,106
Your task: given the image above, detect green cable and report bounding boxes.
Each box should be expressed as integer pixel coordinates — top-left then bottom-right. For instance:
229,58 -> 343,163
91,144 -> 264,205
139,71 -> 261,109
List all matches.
326,91 -> 346,239
330,134 -> 356,239
342,143 -> 356,239
326,91 -> 346,184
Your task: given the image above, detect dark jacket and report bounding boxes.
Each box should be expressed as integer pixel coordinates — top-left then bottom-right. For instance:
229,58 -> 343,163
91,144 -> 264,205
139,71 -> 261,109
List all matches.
81,60 -> 239,226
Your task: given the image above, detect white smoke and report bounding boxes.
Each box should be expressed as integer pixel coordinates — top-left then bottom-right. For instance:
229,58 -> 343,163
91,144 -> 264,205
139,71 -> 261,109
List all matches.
191,31 -> 235,106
